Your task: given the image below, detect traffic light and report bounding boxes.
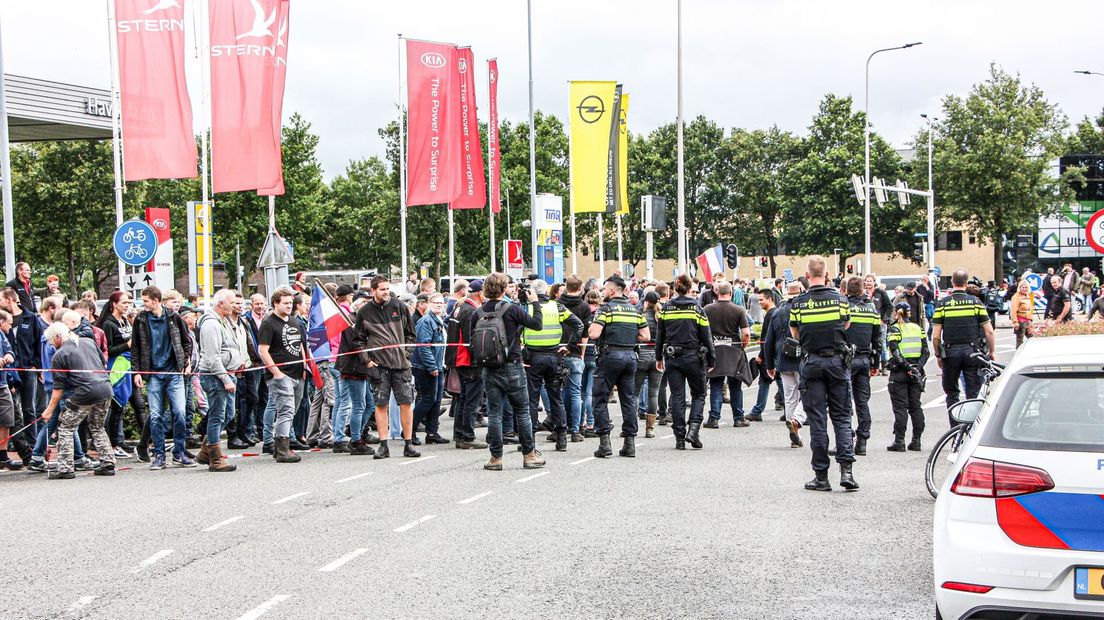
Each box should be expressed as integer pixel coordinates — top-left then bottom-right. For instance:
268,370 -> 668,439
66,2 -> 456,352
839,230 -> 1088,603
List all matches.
846,264 -> 854,274
755,256 -> 769,268
724,243 -> 738,269
913,242 -> 925,263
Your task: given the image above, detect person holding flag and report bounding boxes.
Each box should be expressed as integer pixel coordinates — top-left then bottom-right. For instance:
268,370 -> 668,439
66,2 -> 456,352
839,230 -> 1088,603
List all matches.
306,282 -> 353,449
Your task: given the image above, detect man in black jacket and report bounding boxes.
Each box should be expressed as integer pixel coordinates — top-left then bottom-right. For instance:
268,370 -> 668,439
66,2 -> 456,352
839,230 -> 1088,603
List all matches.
446,281 -> 487,450
5,262 -> 36,315
131,286 -> 195,470
0,288 -> 43,449
558,275 -> 591,442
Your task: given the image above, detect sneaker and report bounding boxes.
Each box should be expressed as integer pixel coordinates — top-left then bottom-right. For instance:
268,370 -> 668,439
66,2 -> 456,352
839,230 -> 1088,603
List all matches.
113,446 -> 132,459
73,458 -> 98,472
570,433 -> 584,442
173,453 -> 197,468
745,414 -> 763,422
786,419 -> 803,448
733,419 -> 750,428
135,443 -> 150,462
27,458 -> 47,473
150,455 -> 166,470
49,470 -> 76,480
582,427 -> 599,438
93,463 -> 116,476
0,458 -> 24,471
502,432 -> 520,445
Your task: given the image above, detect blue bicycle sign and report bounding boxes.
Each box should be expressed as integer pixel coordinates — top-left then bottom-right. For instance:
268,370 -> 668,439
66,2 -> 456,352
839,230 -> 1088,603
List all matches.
113,220 -> 158,267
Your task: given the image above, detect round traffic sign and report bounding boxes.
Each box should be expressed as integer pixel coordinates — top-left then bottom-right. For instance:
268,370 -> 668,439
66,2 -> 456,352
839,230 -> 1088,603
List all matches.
113,219 -> 158,267
1086,209 -> 1104,255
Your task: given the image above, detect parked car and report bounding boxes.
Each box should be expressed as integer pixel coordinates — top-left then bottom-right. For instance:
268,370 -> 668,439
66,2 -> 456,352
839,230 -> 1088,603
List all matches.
933,334 -> 1104,619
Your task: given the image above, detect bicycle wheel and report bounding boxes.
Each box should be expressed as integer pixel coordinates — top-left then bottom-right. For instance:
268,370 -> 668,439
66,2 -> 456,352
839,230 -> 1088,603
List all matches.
925,424 -> 967,499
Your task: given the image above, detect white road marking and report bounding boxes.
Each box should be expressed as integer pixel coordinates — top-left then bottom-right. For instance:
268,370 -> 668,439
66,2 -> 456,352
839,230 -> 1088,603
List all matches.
136,549 -> 174,570
271,491 -> 310,505
922,396 -> 946,410
203,515 -> 245,532
515,471 -> 550,483
317,548 -> 368,572
656,434 -> 672,439
569,456 -> 595,466
996,346 -> 1015,353
235,595 -> 292,620
67,596 -> 96,612
872,387 -> 888,394
394,514 -> 437,532
335,472 -> 374,483
399,454 -> 439,466
457,491 -> 494,504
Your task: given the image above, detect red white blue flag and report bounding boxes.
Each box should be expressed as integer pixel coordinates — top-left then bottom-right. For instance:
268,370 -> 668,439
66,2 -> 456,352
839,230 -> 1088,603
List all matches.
695,245 -> 725,282
307,283 -> 351,361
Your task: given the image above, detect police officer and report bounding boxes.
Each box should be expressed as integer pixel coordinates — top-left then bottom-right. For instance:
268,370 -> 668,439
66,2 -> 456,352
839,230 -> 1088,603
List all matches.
789,256 -> 857,492
523,279 -> 583,452
844,276 -> 881,456
654,274 -> 715,451
931,268 -> 996,426
588,275 -> 649,459
886,301 -> 929,452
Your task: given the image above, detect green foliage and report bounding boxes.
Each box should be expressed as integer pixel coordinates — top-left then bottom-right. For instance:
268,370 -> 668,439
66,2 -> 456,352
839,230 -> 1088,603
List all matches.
1066,108 -> 1104,154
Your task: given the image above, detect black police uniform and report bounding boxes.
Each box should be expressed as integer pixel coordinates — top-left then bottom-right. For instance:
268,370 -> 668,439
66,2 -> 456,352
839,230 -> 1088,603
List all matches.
654,295 -> 715,449
789,284 -> 856,486
845,295 -> 882,450
591,295 -> 646,440
886,314 -> 930,451
932,290 -> 989,424
523,294 -> 583,450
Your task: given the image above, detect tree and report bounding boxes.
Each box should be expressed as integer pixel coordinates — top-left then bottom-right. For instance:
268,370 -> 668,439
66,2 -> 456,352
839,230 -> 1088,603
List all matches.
781,94 -> 905,273
1066,107 -> 1104,154
717,126 -> 803,277
932,65 -> 1071,282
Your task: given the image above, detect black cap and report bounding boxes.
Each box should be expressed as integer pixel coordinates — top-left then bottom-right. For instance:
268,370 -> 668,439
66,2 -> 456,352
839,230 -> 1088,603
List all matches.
335,284 -> 355,297
644,291 -> 660,304
894,301 -> 911,314
904,281 -> 917,290
604,275 -> 627,289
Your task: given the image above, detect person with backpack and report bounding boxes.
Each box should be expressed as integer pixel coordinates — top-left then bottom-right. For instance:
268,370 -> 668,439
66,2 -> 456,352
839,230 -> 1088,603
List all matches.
467,272 -> 545,471
981,281 -> 1002,328
445,280 -> 488,450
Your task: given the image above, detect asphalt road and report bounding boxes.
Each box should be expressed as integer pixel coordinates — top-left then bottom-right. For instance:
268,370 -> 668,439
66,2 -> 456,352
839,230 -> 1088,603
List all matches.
2,326 -> 1022,620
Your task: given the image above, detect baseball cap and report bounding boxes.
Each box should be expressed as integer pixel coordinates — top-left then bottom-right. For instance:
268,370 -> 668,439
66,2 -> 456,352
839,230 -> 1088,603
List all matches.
416,292 -> 431,303
894,301 -> 911,314
644,291 -> 660,304
335,284 -> 355,297
904,281 -> 917,290
469,279 -> 484,292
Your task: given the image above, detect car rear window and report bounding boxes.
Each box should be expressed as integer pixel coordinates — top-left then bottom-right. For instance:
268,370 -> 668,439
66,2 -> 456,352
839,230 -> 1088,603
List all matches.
982,372 -> 1104,451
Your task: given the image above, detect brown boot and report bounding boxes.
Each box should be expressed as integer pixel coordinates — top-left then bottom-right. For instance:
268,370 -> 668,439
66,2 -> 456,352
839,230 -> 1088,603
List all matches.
645,414 -> 656,439
523,450 -> 545,469
207,443 -> 237,472
275,437 -> 301,463
484,456 -> 502,471
196,442 -> 211,465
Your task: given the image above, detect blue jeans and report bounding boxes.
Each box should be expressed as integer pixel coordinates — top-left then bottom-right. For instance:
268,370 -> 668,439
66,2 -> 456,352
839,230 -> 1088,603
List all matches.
201,375 -> 235,445
388,393 -> 401,439
146,373 -> 187,458
331,368 -> 351,443
483,363 -> 534,458
262,395 -> 276,445
33,399 -> 84,460
412,368 -> 443,435
708,376 -> 744,421
340,377 -> 368,442
581,358 -> 597,427
560,356 -> 584,433
749,374 -> 772,416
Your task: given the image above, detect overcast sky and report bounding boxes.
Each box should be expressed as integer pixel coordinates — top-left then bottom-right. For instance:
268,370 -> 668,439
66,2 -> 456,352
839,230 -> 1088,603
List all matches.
2,0 -> 1101,180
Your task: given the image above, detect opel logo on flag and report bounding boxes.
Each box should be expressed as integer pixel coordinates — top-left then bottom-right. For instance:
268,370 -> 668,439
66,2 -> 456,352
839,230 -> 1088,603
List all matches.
421,52 -> 447,68
577,95 -> 605,124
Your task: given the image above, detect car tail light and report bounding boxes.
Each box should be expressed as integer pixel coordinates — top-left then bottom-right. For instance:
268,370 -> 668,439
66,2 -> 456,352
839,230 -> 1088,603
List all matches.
941,581 -> 994,594
950,458 -> 1054,498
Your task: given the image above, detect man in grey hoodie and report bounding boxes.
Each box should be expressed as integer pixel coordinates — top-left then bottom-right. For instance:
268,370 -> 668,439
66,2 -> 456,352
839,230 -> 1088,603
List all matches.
196,289 -> 243,472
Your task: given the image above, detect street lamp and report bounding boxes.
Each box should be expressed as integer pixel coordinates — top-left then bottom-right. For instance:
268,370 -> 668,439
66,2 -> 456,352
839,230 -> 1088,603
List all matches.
864,42 -> 922,275
921,114 -> 936,275
1074,70 -> 1104,77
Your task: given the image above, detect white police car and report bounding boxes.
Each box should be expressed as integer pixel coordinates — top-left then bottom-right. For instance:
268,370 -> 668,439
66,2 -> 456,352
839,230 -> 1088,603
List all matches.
933,334 -> 1104,619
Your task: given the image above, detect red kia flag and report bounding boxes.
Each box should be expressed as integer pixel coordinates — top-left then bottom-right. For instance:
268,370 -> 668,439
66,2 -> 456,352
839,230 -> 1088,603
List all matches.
258,0 -> 290,196
210,0 -> 288,194
406,40 -> 462,206
449,48 -> 486,210
113,0 -> 196,181
487,59 -> 501,214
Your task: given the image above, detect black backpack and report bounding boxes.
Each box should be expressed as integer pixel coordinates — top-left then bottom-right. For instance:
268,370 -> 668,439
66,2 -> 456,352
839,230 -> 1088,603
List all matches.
470,301 -> 510,368
984,288 -> 1002,311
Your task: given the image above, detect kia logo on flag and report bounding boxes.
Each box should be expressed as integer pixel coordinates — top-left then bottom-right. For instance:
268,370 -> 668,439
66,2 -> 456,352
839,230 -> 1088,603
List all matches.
153,218 -> 168,230
577,95 -> 605,124
421,52 -> 447,68
489,70 -> 497,83
457,57 -> 468,73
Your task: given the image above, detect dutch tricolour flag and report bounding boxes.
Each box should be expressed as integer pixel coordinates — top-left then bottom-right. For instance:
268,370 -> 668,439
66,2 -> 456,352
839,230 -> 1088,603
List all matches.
308,284 -> 352,361
695,244 -> 725,282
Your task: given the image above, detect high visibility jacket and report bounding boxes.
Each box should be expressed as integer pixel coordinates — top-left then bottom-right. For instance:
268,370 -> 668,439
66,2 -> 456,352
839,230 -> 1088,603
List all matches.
523,297 -> 582,352
889,321 -> 925,360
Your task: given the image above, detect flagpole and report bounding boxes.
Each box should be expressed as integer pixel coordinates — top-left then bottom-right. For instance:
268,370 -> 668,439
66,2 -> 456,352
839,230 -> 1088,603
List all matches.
526,0 -> 538,275
676,0 -> 687,276
398,35 -> 409,283
0,17 -> 14,281
447,207 -> 455,284
616,213 -> 623,272
106,0 -> 126,291
597,214 -> 605,279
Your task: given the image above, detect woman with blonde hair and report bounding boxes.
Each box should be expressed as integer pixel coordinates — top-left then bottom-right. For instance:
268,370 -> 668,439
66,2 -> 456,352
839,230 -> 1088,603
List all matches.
1009,279 -> 1034,348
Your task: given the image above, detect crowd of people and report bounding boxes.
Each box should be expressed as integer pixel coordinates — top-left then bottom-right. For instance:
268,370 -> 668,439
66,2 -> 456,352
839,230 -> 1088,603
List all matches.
0,255 -> 1084,488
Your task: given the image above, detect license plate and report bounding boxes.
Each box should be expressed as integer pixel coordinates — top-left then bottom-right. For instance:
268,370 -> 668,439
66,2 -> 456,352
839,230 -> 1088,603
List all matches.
1075,567 -> 1104,600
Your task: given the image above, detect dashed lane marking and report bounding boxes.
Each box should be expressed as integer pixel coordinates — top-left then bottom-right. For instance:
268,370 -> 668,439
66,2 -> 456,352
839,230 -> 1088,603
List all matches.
66,596 -> 96,612
135,549 -> 174,571
457,491 -> 494,504
317,548 -> 369,572
203,515 -> 245,532
271,491 -> 310,505
235,595 -> 292,620
515,471 -> 550,483
398,454 -> 439,466
569,456 -> 595,466
335,472 -> 374,484
394,514 -> 437,532
922,396 -> 946,410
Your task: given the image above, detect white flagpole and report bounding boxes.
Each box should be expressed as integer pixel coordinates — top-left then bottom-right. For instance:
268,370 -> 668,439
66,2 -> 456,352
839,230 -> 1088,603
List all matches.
448,207 -> 455,284
526,0 -> 538,275
398,35 -> 408,283
597,214 -> 605,280
106,0 -> 126,290
0,18 -> 15,281
616,213 -> 623,272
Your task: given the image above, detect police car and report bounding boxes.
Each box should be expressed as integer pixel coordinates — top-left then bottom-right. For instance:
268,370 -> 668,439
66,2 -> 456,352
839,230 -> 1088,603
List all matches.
933,334 -> 1104,619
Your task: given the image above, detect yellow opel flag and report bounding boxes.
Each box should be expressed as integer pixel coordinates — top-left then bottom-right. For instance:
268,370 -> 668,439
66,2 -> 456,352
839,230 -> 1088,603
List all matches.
569,81 -> 617,214
617,93 -> 629,215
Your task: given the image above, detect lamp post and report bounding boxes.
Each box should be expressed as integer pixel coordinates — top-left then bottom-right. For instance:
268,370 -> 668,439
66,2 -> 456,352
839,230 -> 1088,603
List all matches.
864,42 -> 922,273
921,114 -> 936,274
676,0 -> 687,276
1074,70 -> 1104,77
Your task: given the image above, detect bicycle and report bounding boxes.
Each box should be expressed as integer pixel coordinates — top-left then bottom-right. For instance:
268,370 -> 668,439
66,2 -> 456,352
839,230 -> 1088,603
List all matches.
924,352 -> 1005,498
124,244 -> 148,261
